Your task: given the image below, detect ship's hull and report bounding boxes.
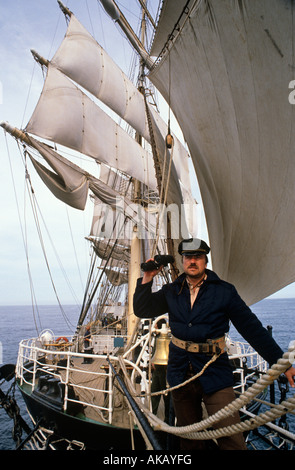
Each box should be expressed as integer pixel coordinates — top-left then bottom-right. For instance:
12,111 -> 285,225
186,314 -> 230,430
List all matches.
18,381 -> 149,450
14,336 -> 270,450
17,374 -> 266,451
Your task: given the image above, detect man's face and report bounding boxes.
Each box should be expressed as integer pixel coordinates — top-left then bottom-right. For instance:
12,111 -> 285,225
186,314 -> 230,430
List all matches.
182,253 -> 207,279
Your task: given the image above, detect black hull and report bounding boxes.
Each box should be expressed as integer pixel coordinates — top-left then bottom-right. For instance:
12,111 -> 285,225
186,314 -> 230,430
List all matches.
18,383 -> 266,451
16,358 -> 267,451
19,385 -> 149,450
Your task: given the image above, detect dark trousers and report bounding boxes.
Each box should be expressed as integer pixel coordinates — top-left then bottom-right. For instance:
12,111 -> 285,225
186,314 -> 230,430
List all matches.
151,365 -> 170,424
171,379 -> 247,450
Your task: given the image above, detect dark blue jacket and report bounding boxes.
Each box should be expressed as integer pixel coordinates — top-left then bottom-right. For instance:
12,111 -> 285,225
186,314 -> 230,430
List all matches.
133,269 -> 284,393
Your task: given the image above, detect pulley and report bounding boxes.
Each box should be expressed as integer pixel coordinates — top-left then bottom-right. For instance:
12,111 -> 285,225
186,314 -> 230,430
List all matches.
165,133 -> 173,149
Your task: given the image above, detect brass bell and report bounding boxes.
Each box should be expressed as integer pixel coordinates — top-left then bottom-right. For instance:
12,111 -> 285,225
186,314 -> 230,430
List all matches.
151,324 -> 170,365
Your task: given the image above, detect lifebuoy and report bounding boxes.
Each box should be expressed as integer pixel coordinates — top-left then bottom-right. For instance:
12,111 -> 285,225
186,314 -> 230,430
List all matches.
56,336 -> 69,343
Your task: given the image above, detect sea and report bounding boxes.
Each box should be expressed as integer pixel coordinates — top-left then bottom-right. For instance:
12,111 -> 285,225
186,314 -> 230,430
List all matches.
0,299 -> 295,451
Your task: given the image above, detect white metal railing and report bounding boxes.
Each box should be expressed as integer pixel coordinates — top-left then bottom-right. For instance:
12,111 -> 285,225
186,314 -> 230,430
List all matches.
16,336 -> 150,425
227,338 -> 268,395
16,335 -> 267,424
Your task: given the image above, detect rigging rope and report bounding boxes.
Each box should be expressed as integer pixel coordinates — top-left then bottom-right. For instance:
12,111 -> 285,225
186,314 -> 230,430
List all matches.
143,93 -> 175,259
4,133 -> 41,333
78,175 -> 133,328
66,207 -> 85,292
23,149 -> 76,331
5,135 -> 77,332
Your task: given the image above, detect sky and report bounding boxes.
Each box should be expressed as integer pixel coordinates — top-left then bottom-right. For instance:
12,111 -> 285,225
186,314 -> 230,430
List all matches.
0,0 -> 294,307
0,0 -> 160,306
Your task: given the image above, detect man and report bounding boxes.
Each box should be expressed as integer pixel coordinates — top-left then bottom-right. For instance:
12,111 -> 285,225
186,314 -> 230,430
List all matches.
133,238 -> 295,450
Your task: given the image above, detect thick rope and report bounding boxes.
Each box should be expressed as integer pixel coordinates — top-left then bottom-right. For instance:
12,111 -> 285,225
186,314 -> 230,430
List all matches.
118,346 -> 295,441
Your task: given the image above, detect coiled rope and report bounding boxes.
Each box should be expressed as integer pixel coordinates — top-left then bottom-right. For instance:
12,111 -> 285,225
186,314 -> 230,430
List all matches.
118,345 -> 295,441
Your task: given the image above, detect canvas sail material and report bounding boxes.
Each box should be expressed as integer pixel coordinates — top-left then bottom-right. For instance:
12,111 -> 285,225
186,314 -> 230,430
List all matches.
89,194 -> 167,242
25,135 -> 159,233
25,65 -> 157,191
149,0 -> 187,57
50,14 -> 193,195
24,63 -> 194,266
24,11 -> 200,267
88,238 -> 130,262
52,14 -> 149,142
26,136 -> 89,210
105,268 -> 128,286
149,0 -> 295,305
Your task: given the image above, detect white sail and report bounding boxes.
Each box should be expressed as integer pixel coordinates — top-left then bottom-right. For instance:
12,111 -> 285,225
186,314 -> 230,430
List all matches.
26,136 -> 89,210
52,15 -> 149,142
24,135 -> 160,232
89,194 -> 169,242
51,14 -> 192,195
22,135 -> 142,212
149,0 -> 295,305
25,65 -> 157,191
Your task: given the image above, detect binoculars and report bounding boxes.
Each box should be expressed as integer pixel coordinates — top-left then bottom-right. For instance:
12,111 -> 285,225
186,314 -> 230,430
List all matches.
141,254 -> 175,272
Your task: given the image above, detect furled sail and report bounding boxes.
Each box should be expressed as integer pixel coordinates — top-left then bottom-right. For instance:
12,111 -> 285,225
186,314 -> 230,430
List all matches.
26,136 -> 89,210
149,0 -> 295,305
22,134 -> 160,235
88,238 -> 130,263
105,268 -> 128,286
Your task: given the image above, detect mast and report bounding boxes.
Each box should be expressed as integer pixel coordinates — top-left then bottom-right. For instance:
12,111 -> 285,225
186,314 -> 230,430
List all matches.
99,0 -> 153,69
126,2 -> 147,340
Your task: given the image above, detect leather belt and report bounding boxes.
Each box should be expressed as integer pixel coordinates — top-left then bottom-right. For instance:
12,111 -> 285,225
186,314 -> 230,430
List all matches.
171,335 -> 226,355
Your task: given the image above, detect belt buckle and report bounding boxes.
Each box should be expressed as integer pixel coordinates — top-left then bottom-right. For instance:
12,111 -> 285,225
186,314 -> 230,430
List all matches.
199,344 -> 208,354
207,339 -> 221,355
185,341 -> 193,351
206,339 -> 215,355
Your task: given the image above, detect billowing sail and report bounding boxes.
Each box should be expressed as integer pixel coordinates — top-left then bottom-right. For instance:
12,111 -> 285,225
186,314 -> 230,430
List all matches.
50,14 -> 192,190
26,65 -> 157,191
25,63 -> 193,245
52,14 -> 149,142
149,0 -> 295,305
